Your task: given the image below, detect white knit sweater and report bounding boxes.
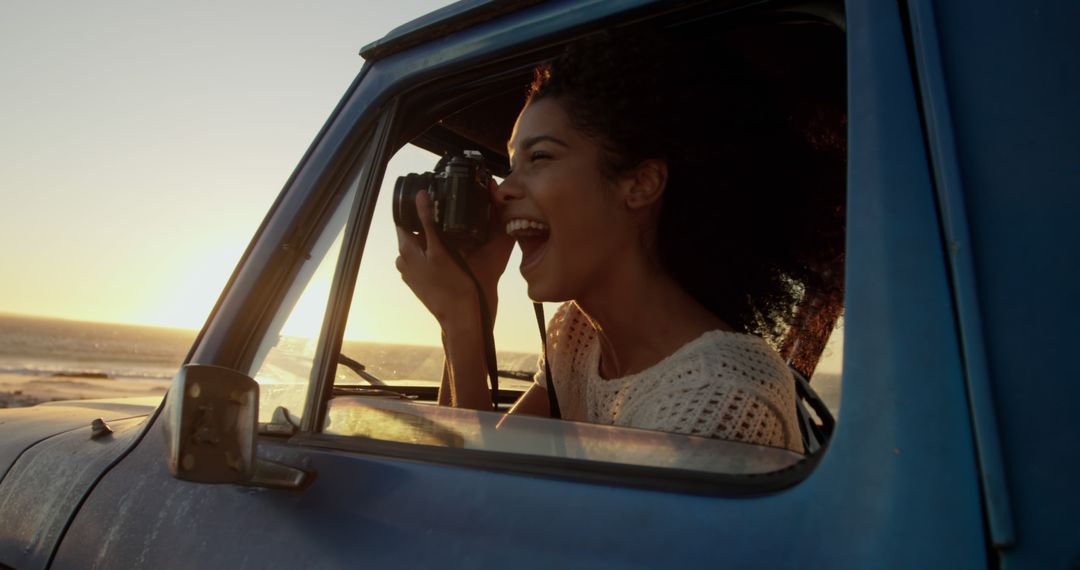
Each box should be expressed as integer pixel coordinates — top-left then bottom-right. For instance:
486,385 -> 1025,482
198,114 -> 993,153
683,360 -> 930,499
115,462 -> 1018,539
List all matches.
535,302 -> 804,453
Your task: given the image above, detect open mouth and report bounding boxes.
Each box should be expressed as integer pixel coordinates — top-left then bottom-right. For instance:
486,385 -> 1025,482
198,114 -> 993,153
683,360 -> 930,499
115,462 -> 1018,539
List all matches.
505,219 -> 550,275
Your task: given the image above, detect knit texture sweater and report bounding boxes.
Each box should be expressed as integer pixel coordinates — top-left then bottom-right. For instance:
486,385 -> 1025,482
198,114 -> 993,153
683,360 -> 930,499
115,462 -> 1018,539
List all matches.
536,302 -> 804,453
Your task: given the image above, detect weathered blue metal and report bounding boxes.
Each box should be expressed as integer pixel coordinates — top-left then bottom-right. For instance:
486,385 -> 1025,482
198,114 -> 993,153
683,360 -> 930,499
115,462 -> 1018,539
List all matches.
0,399 -> 158,484
926,1 -> 1080,567
0,415 -> 149,568
905,0 -> 1016,550
358,0 -> 546,60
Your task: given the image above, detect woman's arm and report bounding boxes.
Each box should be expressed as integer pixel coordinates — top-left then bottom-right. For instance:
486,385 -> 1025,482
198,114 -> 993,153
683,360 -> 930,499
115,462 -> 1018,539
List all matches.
439,313 -> 496,409
437,359 -> 451,406
396,190 -> 514,410
508,383 -> 551,416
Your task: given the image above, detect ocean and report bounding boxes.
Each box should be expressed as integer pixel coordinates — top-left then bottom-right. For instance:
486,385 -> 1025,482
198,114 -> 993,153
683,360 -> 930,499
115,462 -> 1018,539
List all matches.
0,312 -> 539,385
0,313 -> 195,382
0,312 -> 836,412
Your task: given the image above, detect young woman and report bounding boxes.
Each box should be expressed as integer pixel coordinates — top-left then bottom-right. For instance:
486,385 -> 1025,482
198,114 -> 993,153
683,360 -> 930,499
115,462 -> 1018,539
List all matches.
395,33 -> 845,453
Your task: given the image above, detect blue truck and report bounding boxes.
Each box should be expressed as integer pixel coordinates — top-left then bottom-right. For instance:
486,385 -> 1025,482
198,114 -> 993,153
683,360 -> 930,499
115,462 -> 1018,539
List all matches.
1,0 -> 1078,567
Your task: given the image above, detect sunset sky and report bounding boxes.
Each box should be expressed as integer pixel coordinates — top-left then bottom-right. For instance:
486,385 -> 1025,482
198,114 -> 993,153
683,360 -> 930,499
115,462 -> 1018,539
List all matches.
0,0 -> 504,344
0,1 -> 844,366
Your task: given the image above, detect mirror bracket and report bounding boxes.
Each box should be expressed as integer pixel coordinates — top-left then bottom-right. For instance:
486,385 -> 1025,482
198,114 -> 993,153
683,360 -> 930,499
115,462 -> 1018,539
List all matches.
164,364 -> 259,484
247,458 -> 312,490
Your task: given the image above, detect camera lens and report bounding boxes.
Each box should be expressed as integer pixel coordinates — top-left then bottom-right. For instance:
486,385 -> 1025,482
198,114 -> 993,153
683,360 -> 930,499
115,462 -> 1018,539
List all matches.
392,173 -> 434,233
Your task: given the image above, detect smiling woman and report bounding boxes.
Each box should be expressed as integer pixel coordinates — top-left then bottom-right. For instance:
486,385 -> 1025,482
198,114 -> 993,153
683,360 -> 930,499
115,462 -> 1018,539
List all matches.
383,28 -> 845,451
228,5 -> 848,481
501,98 -> 654,306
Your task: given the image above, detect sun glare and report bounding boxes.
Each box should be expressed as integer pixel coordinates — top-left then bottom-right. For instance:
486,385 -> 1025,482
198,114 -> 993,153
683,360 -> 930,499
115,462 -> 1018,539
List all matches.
135,240 -> 250,331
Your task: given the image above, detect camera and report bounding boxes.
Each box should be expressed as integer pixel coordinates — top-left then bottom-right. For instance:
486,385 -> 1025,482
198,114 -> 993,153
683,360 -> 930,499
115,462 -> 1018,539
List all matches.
392,150 -> 493,248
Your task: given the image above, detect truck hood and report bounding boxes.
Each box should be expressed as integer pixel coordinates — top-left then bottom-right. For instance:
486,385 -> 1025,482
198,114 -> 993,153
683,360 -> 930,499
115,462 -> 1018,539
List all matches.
0,396 -> 161,484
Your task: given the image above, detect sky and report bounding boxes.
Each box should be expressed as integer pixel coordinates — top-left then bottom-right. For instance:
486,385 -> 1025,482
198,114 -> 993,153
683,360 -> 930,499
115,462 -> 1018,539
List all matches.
0,0 -> 475,340
0,1 -> 845,365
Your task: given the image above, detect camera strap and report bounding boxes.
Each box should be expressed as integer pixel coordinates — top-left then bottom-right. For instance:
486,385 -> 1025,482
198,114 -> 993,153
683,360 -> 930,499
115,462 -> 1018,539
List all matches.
534,303 -> 561,419
436,231 -> 560,418
442,246 -> 500,411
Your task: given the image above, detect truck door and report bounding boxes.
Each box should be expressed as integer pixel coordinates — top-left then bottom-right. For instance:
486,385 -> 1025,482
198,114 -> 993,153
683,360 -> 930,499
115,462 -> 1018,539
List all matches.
51,1 -> 991,568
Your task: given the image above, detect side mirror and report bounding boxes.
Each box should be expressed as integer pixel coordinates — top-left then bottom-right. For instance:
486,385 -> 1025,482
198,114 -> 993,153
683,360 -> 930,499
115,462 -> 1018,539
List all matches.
163,364 -> 258,484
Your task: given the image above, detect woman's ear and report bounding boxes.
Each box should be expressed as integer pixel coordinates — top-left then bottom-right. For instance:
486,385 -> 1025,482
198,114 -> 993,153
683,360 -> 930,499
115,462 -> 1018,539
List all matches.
623,159 -> 668,210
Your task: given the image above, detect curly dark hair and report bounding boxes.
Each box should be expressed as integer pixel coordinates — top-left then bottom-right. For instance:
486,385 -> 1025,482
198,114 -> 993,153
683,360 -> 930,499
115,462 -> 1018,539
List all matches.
526,28 -> 846,372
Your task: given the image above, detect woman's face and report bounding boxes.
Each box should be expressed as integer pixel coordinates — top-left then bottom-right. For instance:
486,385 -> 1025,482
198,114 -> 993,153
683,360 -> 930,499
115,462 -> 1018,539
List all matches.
499,97 -> 635,302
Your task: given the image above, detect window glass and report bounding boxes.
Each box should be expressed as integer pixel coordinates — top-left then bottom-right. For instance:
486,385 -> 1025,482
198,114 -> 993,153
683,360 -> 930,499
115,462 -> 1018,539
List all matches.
325,398 -> 803,474
248,192 -> 354,424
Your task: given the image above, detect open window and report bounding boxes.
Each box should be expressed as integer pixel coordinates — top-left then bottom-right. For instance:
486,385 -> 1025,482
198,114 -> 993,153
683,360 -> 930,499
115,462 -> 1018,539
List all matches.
249,2 -> 847,490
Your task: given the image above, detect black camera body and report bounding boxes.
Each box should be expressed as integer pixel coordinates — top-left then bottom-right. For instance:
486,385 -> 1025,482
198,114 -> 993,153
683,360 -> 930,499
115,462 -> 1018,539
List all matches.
393,150 -> 493,248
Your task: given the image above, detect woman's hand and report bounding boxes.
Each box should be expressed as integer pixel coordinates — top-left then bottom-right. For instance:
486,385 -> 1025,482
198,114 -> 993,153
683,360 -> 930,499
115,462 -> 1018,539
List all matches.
463,184 -> 518,309
395,187 -> 514,329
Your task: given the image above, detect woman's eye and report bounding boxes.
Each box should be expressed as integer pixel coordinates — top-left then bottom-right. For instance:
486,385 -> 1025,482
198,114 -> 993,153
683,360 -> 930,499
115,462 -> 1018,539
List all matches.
530,151 -> 551,162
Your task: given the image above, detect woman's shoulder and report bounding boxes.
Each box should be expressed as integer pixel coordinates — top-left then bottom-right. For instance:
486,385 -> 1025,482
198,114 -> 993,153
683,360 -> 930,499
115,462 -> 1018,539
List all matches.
550,300 -> 585,325
637,329 -> 793,397
695,331 -> 791,379
546,301 -> 595,347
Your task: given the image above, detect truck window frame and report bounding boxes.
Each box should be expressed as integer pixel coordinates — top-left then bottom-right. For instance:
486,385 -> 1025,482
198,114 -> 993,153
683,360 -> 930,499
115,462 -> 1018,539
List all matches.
278,17 -> 845,495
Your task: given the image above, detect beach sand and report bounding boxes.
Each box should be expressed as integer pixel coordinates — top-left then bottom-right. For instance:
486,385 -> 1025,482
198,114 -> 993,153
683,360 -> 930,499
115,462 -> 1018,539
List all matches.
0,373 -> 169,408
